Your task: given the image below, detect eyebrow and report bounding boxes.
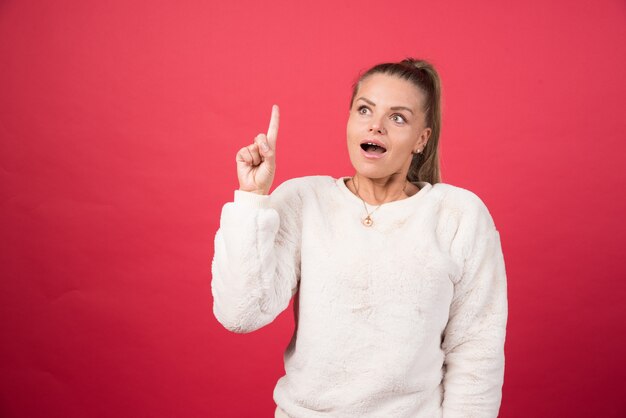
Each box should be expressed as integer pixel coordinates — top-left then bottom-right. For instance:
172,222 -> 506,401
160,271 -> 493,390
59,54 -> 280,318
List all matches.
356,97 -> 414,114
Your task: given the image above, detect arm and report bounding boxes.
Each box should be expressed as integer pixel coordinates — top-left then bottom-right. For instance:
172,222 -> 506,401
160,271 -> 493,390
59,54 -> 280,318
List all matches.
211,105 -> 300,333
211,181 -> 301,333
442,199 -> 508,418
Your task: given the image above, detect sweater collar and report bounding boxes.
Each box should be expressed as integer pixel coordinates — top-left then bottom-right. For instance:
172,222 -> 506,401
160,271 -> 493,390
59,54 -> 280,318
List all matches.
335,176 -> 433,211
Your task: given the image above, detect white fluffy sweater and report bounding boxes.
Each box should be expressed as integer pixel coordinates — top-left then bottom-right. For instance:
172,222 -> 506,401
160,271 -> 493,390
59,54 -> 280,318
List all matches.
211,176 -> 508,418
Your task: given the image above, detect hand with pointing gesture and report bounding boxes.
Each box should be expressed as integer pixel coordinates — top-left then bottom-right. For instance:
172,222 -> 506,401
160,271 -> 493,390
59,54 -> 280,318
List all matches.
236,105 -> 280,195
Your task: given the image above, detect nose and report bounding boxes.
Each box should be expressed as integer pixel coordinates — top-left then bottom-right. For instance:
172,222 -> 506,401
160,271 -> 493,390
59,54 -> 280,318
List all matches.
369,121 -> 386,135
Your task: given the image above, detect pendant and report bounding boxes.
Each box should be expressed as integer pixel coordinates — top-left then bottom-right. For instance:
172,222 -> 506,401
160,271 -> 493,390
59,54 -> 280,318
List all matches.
362,215 -> 373,227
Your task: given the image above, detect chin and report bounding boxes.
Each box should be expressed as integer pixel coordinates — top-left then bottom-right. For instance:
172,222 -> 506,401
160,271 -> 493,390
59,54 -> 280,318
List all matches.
347,146 -> 409,179
351,164 -> 391,180
351,161 -> 411,182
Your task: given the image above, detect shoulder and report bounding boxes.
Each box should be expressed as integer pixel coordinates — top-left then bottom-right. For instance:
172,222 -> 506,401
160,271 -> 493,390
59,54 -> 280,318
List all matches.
272,175 -> 336,196
275,175 -> 336,188
430,182 -> 498,244
432,183 -> 493,221
269,175 -> 336,206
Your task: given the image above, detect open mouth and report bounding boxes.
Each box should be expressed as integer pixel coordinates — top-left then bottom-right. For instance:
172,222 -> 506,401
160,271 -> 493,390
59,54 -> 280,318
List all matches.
360,142 -> 387,154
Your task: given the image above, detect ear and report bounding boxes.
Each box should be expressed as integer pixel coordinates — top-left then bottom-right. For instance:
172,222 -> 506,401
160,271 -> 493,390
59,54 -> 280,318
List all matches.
413,127 -> 432,153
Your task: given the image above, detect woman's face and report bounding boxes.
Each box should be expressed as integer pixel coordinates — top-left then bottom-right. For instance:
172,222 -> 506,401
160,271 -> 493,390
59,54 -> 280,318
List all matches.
346,73 -> 431,180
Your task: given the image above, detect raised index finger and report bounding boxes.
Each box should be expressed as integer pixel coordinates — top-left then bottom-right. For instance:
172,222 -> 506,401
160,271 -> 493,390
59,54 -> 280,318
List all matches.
266,104 -> 279,148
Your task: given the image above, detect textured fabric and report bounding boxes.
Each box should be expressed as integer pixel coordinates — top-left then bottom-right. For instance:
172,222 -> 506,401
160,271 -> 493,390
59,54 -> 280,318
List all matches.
275,406 -> 291,418
211,176 -> 508,418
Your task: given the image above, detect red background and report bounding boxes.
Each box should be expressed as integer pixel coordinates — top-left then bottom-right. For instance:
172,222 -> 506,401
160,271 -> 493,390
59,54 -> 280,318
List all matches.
1,1 -> 625,417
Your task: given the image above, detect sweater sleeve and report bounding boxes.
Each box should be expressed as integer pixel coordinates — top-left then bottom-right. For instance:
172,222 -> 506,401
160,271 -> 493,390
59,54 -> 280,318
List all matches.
441,196 -> 508,418
210,180 -> 302,333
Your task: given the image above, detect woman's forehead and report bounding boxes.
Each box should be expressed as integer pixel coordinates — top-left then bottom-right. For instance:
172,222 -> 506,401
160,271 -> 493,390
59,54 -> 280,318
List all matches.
357,74 -> 425,109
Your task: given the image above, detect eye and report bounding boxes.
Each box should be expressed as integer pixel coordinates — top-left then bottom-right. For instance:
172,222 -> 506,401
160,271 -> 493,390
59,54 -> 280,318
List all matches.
391,114 -> 407,124
357,105 -> 370,115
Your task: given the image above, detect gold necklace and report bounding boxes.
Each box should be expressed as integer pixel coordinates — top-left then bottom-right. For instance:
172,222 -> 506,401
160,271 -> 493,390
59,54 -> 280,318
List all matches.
352,176 -> 408,227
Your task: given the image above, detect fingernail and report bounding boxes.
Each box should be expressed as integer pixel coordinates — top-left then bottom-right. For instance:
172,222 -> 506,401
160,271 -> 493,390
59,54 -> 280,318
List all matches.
260,142 -> 269,152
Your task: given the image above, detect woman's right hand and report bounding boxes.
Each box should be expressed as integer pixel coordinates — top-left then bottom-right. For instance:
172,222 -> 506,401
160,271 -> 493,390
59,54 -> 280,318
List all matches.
236,105 -> 279,195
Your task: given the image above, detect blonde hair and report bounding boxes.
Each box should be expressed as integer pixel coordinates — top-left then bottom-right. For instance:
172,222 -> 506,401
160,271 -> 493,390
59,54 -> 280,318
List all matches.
350,58 -> 442,184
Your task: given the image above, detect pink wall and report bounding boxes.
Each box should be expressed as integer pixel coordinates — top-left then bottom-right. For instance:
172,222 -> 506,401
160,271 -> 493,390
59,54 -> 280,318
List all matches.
1,0 -> 625,417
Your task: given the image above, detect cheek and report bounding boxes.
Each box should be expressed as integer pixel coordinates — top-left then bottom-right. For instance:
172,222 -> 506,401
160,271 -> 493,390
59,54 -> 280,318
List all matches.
346,116 -> 360,139
400,129 -> 420,146
391,131 -> 419,155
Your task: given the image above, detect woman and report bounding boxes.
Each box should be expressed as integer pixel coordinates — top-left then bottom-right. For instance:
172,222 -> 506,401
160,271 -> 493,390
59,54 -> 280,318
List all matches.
211,58 -> 508,418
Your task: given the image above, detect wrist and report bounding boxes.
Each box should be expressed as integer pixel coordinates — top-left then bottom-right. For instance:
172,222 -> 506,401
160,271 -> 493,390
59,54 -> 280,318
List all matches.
237,188 -> 269,195
234,189 -> 271,207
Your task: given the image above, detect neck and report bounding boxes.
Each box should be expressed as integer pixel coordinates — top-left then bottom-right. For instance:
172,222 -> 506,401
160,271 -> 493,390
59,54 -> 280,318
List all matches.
351,173 -> 415,205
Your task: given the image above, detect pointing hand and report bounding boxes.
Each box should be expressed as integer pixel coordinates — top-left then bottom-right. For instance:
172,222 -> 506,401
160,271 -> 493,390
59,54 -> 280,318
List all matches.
236,105 -> 279,195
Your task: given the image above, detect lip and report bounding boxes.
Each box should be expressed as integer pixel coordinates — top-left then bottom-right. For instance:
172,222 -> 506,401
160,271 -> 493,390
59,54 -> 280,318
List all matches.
360,147 -> 386,159
359,138 -> 387,159
360,138 -> 387,149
